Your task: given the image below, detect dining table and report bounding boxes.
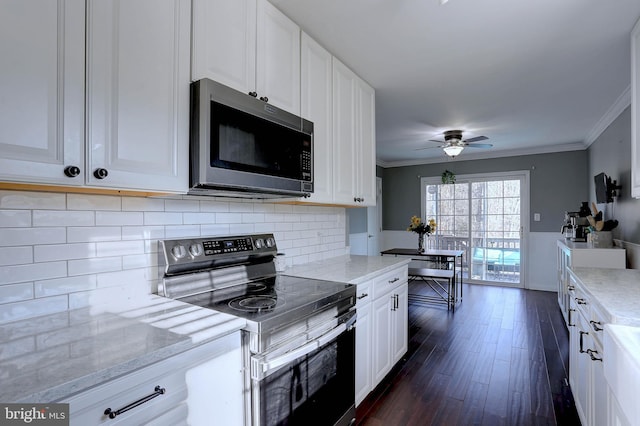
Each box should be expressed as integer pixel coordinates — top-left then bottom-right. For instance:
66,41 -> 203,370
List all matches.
380,248 -> 464,310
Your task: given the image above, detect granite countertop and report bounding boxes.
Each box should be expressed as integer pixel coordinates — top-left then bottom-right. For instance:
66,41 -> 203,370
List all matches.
283,254 -> 411,284
570,267 -> 640,326
0,295 -> 245,403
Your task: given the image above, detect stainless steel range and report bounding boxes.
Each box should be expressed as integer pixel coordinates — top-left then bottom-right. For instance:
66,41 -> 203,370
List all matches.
158,234 -> 356,426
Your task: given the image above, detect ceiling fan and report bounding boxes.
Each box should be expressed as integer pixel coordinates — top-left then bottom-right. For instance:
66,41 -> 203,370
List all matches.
420,130 -> 493,158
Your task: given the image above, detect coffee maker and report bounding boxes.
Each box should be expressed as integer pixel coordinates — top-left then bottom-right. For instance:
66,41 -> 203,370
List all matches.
561,203 -> 590,242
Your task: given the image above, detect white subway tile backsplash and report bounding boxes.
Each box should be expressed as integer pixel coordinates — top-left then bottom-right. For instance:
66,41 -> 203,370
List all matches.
122,197 -> 165,212
33,210 -> 95,227
34,243 -> 96,262
0,191 -> 66,210
0,296 -> 68,323
96,241 -> 145,258
143,212 -> 183,225
0,190 -> 347,323
34,275 -> 97,297
0,283 -> 34,303
0,227 -> 66,247
67,226 -> 122,243
0,210 -> 32,227
0,261 -> 67,285
96,211 -> 144,226
68,257 -> 122,276
67,194 -> 121,211
0,247 -> 33,266
182,212 -> 216,225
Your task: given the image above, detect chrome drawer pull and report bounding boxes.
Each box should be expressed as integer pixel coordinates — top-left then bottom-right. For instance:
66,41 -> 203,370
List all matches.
575,298 -> 586,305
388,277 -> 399,284
104,385 -> 166,419
579,331 -> 588,353
357,293 -> 369,300
590,320 -> 603,332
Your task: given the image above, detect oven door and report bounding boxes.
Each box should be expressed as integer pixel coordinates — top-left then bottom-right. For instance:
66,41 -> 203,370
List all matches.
250,310 -> 356,426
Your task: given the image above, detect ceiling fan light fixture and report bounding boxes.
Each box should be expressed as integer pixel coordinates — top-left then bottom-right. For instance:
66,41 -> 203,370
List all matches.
443,145 -> 464,157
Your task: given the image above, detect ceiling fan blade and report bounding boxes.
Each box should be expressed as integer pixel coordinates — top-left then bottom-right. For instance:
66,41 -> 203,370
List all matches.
464,143 -> 493,149
463,136 -> 488,143
415,145 -> 443,151
428,139 -> 444,143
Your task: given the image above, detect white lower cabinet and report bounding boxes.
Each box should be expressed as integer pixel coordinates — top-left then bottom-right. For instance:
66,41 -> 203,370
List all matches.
568,271 -> 610,426
64,332 -> 242,426
355,265 -> 408,406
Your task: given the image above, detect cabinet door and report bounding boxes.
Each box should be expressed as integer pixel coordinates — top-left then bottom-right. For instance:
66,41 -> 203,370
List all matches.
0,0 -> 85,186
332,59 -> 358,204
355,301 -> 373,406
391,284 -> 409,364
632,17 -> 640,198
256,0 -> 300,114
191,0 -> 256,92
573,310 -> 591,426
372,292 -> 394,385
300,33 -> 333,204
357,78 -> 377,206
86,0 -> 190,192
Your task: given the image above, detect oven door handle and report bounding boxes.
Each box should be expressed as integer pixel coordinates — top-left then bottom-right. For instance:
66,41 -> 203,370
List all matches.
251,314 -> 356,381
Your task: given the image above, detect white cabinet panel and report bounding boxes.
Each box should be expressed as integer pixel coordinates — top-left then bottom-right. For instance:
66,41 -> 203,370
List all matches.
355,301 -> 372,406
0,0 -> 85,185
86,0 -> 190,192
301,32 -> 333,203
256,0 -> 300,114
631,17 -> 640,198
191,0 -> 256,93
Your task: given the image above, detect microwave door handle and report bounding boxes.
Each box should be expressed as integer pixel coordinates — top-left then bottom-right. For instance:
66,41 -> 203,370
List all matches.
252,320 -> 352,380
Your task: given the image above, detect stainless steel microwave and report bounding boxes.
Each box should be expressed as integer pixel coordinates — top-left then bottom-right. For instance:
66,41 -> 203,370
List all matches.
189,78 -> 313,198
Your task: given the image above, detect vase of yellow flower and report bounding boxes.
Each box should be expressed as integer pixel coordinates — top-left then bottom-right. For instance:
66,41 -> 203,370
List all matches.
407,216 -> 437,253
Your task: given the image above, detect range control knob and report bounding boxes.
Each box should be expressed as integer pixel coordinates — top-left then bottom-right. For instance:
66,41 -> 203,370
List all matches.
189,243 -> 204,257
254,239 -> 264,249
171,245 -> 187,260
265,237 -> 276,248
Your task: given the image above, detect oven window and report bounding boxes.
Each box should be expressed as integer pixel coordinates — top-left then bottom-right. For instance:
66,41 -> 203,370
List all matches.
259,328 -> 355,426
210,101 -> 311,181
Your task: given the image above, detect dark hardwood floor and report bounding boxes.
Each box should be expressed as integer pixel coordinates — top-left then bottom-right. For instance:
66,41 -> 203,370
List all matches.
356,282 -> 581,426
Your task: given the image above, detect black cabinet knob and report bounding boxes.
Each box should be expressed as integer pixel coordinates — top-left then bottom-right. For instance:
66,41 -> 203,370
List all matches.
259,96 -> 268,102
64,165 -> 81,178
93,168 -> 108,179
248,91 -> 258,97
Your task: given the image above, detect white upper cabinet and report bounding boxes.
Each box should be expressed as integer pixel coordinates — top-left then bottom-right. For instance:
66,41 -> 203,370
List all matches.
631,17 -> 640,198
0,0 -> 189,194
86,0 -> 190,192
192,0 -> 301,115
300,32 -> 333,204
0,0 -> 85,186
191,0 -> 257,94
332,58 -> 376,206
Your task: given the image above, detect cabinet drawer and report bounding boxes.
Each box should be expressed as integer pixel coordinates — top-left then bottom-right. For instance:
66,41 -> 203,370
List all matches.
372,267 -> 408,299
590,303 -> 607,348
66,366 -> 187,425
356,280 -> 372,306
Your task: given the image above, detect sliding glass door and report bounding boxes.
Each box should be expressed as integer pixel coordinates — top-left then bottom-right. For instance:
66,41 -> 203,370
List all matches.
421,172 -> 528,287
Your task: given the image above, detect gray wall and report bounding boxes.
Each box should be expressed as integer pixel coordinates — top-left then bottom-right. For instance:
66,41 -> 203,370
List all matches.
588,106 -> 640,244
381,151 -> 589,232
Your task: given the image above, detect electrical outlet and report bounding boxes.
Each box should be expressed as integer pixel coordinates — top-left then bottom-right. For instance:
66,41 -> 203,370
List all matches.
534,213 -> 541,222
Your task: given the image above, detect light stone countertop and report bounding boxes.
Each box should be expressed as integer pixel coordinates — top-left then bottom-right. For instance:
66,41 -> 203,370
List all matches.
0,295 -> 246,403
570,267 -> 640,326
283,254 -> 411,284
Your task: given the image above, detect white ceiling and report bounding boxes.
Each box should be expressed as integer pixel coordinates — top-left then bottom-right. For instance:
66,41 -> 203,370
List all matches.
271,0 -> 640,166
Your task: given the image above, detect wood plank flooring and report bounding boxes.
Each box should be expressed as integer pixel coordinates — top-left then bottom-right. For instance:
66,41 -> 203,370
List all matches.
356,282 -> 581,426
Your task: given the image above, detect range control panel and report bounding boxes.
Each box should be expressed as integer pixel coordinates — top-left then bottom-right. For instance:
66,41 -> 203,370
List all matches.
159,234 -> 278,275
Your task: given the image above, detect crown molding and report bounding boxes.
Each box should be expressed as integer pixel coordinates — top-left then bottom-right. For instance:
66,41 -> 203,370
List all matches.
583,85 -> 631,147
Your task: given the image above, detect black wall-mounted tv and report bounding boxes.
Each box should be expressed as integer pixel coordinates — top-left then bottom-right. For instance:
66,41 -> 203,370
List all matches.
594,173 -> 608,203
594,172 -> 620,203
